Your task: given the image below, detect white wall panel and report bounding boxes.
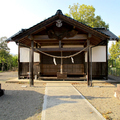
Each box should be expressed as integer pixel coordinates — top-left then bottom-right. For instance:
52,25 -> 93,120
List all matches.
20,48 -> 29,62
85,46 -> 106,62
34,52 -> 40,62
92,46 -> 106,62
20,47 -> 40,62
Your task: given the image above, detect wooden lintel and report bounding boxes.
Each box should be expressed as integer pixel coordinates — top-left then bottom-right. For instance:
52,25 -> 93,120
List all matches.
34,40 -> 85,43
34,47 -> 87,52
33,34 -> 87,40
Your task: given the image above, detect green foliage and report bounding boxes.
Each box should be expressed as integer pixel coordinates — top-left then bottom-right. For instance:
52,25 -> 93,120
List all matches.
108,59 -> 116,68
65,3 -> 109,28
109,41 -> 120,60
11,55 -> 18,68
0,37 -> 10,50
0,37 -> 18,71
116,58 -> 120,68
0,49 -> 10,71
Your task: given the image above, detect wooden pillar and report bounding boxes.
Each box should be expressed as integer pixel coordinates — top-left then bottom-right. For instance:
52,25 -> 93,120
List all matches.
29,48 -> 31,79
30,40 -> 34,86
18,43 -> 20,79
59,40 -> 63,74
90,47 -> 92,86
106,40 -> 108,80
39,52 -> 41,77
87,39 -> 90,86
60,51 -> 63,74
28,35 -> 34,86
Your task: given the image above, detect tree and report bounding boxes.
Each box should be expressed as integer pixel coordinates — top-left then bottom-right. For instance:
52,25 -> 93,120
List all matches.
65,3 -> 109,28
109,36 -> 120,60
0,49 -> 10,71
11,55 -> 18,68
0,37 -> 18,71
0,37 -> 10,50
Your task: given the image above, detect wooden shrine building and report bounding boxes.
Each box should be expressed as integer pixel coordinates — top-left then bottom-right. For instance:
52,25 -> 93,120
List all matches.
6,10 -> 119,86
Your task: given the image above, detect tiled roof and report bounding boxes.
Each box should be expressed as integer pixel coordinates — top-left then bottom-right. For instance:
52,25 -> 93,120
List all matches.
93,28 -> 119,40
6,10 -> 118,42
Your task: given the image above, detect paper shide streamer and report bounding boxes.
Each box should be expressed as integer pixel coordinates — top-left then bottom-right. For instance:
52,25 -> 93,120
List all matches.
53,57 -> 57,65
71,57 -> 74,63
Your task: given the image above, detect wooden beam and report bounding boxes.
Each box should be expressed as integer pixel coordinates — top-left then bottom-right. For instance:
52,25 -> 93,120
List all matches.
35,40 -> 85,44
33,34 -> 87,40
34,47 -> 87,52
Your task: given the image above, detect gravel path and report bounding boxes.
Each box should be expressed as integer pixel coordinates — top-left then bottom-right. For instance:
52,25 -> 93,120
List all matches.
73,82 -> 120,120
0,81 -> 45,120
0,71 -> 18,81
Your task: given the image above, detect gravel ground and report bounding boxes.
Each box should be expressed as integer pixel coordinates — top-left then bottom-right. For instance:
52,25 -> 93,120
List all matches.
0,81 -> 45,120
0,71 -> 18,81
1,71 -> 120,120
72,82 -> 120,120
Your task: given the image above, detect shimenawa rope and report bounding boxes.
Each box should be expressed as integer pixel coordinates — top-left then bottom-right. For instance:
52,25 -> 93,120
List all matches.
34,45 -> 89,59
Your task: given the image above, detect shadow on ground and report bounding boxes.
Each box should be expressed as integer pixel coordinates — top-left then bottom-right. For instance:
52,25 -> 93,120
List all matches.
0,90 -> 43,120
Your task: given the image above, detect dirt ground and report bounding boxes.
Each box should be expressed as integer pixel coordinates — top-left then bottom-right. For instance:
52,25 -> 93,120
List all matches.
0,71 -> 18,81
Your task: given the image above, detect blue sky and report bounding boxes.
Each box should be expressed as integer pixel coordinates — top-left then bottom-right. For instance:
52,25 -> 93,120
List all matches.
0,0 -> 119,54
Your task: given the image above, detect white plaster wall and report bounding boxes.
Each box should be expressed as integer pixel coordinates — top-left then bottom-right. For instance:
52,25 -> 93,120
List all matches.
34,52 -> 40,62
20,47 -> 40,62
85,46 -> 106,62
